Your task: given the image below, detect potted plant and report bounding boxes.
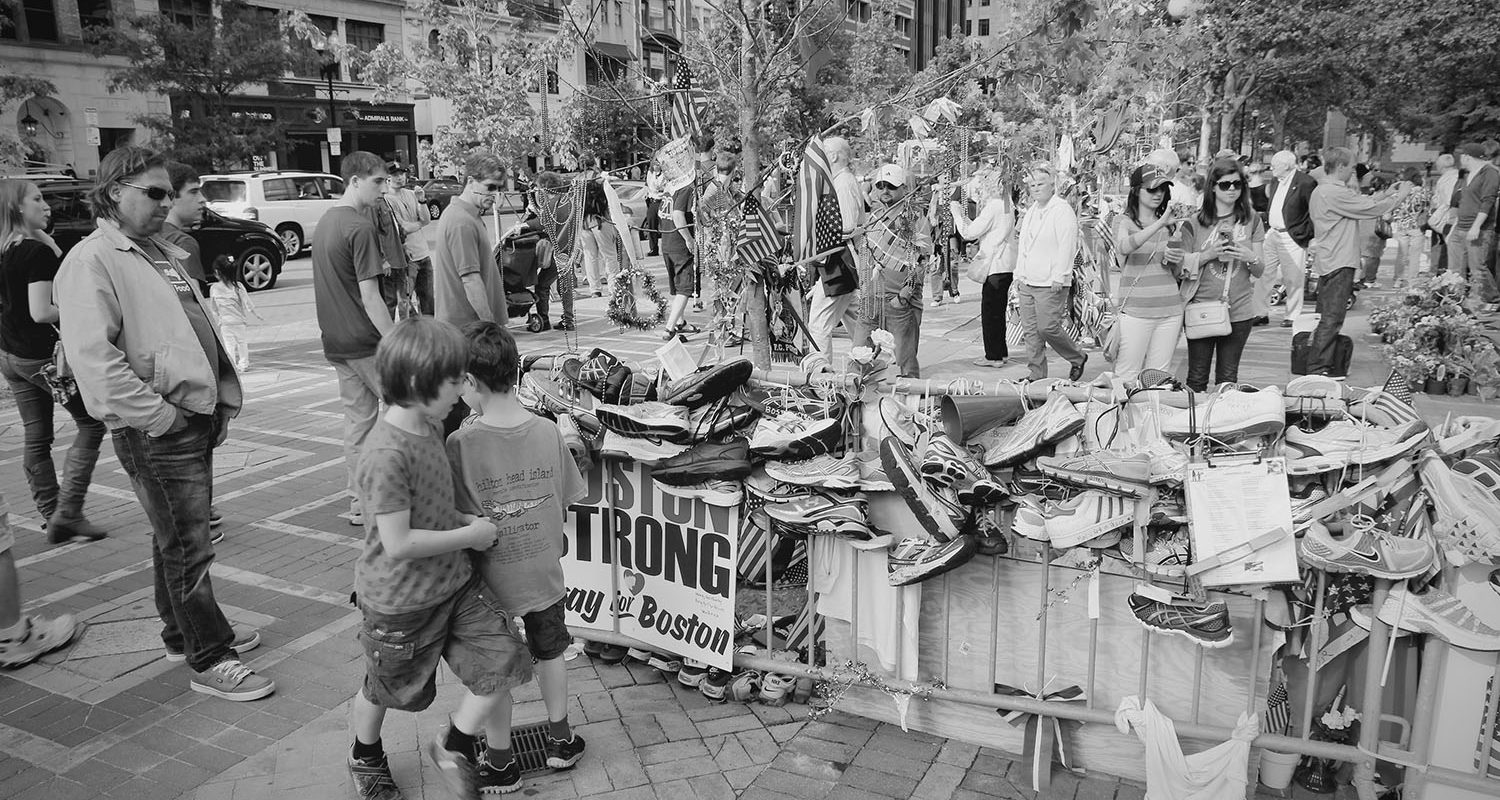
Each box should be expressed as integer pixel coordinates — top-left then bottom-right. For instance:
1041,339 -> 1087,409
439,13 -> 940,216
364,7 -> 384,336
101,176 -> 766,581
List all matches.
1445,353 -> 1471,396
1471,347 -> 1500,400
1418,355 -> 1447,394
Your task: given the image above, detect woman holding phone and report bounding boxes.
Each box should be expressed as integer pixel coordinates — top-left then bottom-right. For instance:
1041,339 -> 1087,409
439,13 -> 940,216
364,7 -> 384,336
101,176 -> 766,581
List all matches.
1166,158 -> 1266,392
1111,163 -> 1185,381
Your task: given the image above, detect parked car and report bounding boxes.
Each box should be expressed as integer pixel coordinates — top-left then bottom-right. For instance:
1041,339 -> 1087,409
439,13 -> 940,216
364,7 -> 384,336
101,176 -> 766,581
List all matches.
418,177 -> 463,219
199,170 -> 345,257
41,181 -> 286,291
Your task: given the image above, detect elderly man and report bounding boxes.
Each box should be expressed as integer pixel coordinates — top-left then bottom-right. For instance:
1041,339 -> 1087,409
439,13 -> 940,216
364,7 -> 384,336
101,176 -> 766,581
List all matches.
1015,163 -> 1086,381
1257,150 -> 1318,328
866,164 -> 933,377
1427,153 -> 1460,274
807,136 -> 868,360
1308,146 -> 1412,377
57,146 -> 273,701
1448,143 -> 1500,308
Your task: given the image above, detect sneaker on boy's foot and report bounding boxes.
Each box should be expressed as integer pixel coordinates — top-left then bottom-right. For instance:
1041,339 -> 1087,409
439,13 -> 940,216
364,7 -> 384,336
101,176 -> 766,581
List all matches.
348,749 -> 405,800
546,734 -> 586,769
0,614 -> 79,668
165,628 -> 261,662
473,752 -> 520,795
425,735 -> 479,799
677,658 -> 710,688
189,659 -> 275,701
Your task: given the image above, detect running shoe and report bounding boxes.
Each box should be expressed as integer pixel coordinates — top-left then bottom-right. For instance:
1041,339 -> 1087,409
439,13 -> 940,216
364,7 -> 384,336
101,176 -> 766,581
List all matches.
1284,420 -> 1428,475
729,670 -> 762,702
1148,493 -> 1188,528
677,658 -> 710,687
1346,386 -> 1426,431
347,748 -> 403,800
880,436 -> 967,542
921,434 -> 1007,506
749,412 -> 844,461
1158,386 -> 1285,442
743,468 -> 818,504
652,438 -> 752,485
887,535 -> 978,586
1112,531 -> 1192,577
1127,593 -> 1234,648
1286,374 -> 1349,402
763,491 -> 872,540
475,752 -> 522,793
974,394 -> 1085,468
1141,440 -> 1188,485
646,652 -> 683,674
1421,451 -> 1500,564
599,431 -> 688,464
424,732 -> 478,800
0,613 -> 79,668
1349,588 -> 1500,651
1290,482 -> 1331,527
1010,498 -> 1049,542
878,396 -> 932,448
1035,451 -> 1152,497
656,480 -> 743,506
662,358 -> 754,408
765,453 -> 863,489
973,515 -> 1010,555
759,672 -> 795,707
1433,416 -> 1500,458
545,734 -> 587,770
560,352 -> 633,403
596,401 -> 690,438
678,401 -> 760,443
700,668 -> 733,701
1298,519 -> 1435,579
1044,491 -> 1134,549
1455,568 -> 1500,630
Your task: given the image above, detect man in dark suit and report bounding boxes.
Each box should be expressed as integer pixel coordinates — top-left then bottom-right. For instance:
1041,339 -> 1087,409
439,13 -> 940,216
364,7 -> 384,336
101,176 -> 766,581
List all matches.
1256,149 -> 1318,327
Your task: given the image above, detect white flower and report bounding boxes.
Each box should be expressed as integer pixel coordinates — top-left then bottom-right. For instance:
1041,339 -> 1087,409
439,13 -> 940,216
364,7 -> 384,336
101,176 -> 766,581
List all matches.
1320,710 -> 1342,730
871,329 -> 896,350
849,346 -> 876,365
1342,707 -> 1361,726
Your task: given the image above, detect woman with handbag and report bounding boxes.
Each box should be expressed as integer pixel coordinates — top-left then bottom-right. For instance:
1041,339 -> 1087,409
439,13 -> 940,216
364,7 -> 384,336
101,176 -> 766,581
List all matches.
1168,159 -> 1266,392
950,174 -> 1017,368
1109,164 -> 1185,381
0,180 -> 107,543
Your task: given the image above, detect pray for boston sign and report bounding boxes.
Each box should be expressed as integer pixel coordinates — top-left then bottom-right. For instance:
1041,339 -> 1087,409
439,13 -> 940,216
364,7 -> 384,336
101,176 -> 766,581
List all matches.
562,460 -> 740,670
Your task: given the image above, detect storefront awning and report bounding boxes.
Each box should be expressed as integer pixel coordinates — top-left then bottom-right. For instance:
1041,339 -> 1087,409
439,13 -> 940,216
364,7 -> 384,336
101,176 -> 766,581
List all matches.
589,42 -> 637,61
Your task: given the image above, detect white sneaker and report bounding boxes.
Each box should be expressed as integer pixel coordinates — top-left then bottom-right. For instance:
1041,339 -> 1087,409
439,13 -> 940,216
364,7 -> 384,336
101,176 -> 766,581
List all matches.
1044,491 -> 1134,549
1159,386 -> 1285,442
656,480 -> 743,506
599,431 -> 688,464
1284,420 -> 1428,475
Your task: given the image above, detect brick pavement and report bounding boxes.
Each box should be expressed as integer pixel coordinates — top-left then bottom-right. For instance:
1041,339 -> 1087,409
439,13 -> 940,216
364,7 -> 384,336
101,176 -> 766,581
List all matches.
0,245 -> 1486,800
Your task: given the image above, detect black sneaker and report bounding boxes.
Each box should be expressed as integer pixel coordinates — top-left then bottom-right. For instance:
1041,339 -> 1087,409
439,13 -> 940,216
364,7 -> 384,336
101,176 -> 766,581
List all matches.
348,749 -> 405,800
546,734 -> 586,769
475,753 -> 522,794
598,643 -> 628,664
209,506 -> 223,528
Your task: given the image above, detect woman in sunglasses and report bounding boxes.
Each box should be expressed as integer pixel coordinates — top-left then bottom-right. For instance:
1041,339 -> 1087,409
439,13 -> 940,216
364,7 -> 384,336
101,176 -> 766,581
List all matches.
0,179 -> 108,543
1167,158 -> 1266,392
1111,164 -> 1184,381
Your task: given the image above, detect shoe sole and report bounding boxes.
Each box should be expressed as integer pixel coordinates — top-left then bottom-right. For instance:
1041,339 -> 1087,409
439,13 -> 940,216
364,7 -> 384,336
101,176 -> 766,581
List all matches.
1365,601 -> 1496,650
880,439 -> 962,543
1297,549 -> 1430,580
546,752 -> 583,770
753,421 -> 843,462
1286,432 -> 1427,475
1047,511 -> 1134,549
165,630 -> 261,663
888,538 -> 978,586
982,417 -> 1087,468
1037,465 -> 1150,498
1129,612 -> 1235,649
189,679 -> 276,701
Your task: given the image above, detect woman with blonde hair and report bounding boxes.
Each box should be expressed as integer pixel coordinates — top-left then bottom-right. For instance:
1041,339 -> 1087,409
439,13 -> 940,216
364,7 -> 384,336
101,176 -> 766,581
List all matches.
950,171 -> 1017,367
0,180 -> 107,542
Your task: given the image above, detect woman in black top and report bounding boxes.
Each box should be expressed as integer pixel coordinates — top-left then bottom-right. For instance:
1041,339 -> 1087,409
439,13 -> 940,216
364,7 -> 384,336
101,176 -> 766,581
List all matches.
0,180 -> 107,542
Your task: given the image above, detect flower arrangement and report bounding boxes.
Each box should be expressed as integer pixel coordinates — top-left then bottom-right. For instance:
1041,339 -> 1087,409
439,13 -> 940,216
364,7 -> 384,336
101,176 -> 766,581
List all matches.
1375,273 -> 1499,393
843,329 -> 895,390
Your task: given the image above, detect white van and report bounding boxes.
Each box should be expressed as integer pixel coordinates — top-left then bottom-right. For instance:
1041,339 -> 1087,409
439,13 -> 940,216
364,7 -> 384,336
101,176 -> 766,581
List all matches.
200,171 -> 346,257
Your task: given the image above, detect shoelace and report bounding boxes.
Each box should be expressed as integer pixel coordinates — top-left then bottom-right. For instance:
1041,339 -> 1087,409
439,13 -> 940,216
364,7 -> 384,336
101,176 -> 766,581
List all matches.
210,659 -> 254,683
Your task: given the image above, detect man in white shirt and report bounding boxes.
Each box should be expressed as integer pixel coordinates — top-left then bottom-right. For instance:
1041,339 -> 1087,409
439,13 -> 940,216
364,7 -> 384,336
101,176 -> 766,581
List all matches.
806,136 -> 869,360
1015,164 -> 1085,380
1257,150 -> 1318,327
1427,153 -> 1459,274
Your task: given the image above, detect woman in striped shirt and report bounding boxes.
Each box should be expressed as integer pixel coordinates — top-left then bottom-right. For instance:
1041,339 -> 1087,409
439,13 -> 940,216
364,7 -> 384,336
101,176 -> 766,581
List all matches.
1111,164 -> 1187,381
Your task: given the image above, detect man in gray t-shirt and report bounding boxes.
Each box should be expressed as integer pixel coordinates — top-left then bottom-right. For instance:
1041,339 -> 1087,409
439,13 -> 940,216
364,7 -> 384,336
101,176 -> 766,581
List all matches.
434,152 -> 509,328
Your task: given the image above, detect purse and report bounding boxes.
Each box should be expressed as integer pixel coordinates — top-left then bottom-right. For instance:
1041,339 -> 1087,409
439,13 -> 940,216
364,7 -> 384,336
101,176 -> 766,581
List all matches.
40,326 -> 78,404
1183,263 -> 1234,340
1375,216 -> 1393,240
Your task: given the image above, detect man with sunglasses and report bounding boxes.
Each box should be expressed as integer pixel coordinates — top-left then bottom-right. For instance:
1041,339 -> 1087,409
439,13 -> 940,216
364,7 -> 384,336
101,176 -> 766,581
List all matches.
434,152 -> 509,331
865,164 -> 933,377
312,151 -> 397,525
57,146 -> 274,701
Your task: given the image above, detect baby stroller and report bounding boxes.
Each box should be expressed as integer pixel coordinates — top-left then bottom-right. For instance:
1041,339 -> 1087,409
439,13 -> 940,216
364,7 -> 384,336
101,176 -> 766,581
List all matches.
497,224 -> 552,331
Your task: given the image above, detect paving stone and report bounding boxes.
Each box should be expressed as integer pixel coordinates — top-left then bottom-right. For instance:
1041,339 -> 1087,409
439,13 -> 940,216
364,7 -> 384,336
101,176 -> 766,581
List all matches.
601,752 -> 648,789
937,739 -> 981,768
973,752 -> 1016,777
750,765 -> 835,797
208,728 -> 275,758
851,745 -> 931,780
1043,770 -> 1083,799
817,710 -> 880,730
637,739 -> 709,766
734,727 -> 783,764
141,759 -> 214,792
770,750 -> 845,782
684,702 -> 747,722
708,736 -> 754,772
765,720 -> 804,743
914,761 -> 969,800
652,710 -> 699,741
578,691 -> 619,723
568,755 -> 613,795
962,769 -> 1034,798
643,755 -> 722,783
694,713 -> 763,737
801,720 -> 875,747
139,728 -> 203,757
1114,781 -> 1147,800
786,733 -> 860,764
864,729 -> 943,761
1074,777 -> 1119,800
63,758 -> 134,790
686,772 -> 737,800
841,764 -> 921,798
620,714 -> 667,748
178,744 -> 245,774
96,740 -> 169,774
739,789 -> 800,800
723,764 -> 767,791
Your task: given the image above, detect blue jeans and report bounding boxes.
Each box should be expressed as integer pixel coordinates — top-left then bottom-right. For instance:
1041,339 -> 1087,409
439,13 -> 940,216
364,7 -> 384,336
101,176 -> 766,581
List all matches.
1308,267 -> 1355,376
1185,319 -> 1253,392
881,296 -> 923,378
112,414 -> 237,672
0,349 -> 105,519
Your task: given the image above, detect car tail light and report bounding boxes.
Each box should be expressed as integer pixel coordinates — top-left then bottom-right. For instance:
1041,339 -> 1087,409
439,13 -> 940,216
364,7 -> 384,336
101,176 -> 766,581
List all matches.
243,206 -> 259,220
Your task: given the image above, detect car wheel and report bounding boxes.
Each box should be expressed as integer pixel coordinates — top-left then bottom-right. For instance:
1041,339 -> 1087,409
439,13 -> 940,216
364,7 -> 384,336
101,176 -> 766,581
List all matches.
428,202 -> 442,219
276,224 -> 303,257
239,245 -> 279,291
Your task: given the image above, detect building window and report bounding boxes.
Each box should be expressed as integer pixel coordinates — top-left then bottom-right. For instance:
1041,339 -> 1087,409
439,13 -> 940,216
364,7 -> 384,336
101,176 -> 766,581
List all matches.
345,20 -> 383,81
300,14 -> 340,81
548,69 -> 559,94
158,0 -> 210,30
77,0 -> 111,33
1,0 -> 61,41
428,29 -> 442,59
981,0 -> 990,5
962,20 -> 971,35
978,19 -> 989,35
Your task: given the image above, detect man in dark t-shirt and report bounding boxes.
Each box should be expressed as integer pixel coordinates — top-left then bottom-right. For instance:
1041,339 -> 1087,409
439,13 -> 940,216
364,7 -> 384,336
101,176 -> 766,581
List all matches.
161,161 -> 210,296
311,151 -> 395,525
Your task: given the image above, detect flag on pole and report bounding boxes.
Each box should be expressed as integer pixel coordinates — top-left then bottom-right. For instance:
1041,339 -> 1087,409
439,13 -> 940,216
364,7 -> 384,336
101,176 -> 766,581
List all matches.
1382,368 -> 1416,406
735,193 -> 783,265
793,138 -> 837,261
668,63 -> 700,140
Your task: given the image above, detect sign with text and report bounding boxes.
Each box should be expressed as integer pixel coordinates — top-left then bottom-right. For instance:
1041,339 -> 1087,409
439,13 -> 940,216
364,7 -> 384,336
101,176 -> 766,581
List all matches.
562,460 -> 738,669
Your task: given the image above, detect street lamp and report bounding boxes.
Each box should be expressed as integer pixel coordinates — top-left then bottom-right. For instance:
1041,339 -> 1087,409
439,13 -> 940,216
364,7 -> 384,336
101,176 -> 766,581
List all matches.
20,113 -> 38,137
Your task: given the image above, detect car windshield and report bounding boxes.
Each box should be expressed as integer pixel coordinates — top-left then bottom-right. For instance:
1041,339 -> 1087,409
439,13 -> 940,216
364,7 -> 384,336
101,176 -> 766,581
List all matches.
202,181 -> 247,203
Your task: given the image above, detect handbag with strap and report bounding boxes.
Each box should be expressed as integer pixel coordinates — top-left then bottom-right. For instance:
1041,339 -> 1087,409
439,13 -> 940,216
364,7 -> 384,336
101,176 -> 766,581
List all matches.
40,325 -> 78,405
1183,262 -> 1234,340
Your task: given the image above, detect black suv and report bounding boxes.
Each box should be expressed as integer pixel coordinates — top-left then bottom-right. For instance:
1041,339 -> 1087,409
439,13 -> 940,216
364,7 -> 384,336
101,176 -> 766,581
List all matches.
43,181 -> 287,291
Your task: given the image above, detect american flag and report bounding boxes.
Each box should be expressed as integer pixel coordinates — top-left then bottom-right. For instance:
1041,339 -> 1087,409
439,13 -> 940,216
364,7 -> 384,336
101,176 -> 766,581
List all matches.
1381,368 -> 1416,406
668,63 -> 700,140
793,138 -> 839,261
1264,677 -> 1291,735
735,193 -> 783,265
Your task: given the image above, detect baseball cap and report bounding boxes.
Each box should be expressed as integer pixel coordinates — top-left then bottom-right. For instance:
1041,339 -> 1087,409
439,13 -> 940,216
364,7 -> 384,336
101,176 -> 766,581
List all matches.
1131,163 -> 1170,190
1458,143 -> 1486,159
873,164 -> 908,187
386,162 -> 409,174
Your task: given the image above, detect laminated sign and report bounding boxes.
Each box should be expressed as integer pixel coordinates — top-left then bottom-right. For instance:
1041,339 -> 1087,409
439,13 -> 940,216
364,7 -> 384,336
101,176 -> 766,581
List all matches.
1184,455 -> 1300,586
563,460 -> 739,669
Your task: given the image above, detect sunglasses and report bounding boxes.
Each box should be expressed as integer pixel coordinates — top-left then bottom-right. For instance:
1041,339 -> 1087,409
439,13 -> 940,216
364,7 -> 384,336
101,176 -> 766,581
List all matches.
874,182 -> 898,191
478,182 -> 504,194
1215,179 -> 1244,191
121,181 -> 178,201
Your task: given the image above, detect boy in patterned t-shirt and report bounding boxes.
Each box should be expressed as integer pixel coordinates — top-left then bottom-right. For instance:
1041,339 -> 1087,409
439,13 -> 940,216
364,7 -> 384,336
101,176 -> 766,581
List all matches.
447,321 -> 587,793
348,317 -> 532,800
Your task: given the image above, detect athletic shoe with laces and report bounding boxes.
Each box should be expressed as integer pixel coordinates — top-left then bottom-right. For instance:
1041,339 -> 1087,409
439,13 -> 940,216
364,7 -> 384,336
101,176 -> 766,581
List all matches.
1455,567 -> 1500,630
973,394 -> 1086,468
596,401 -> 690,438
749,411 -> 844,461
1421,451 -> 1500,564
1140,440 -> 1188,485
1158,386 -> 1285,442
1290,482 -> 1331,526
662,358 -> 754,408
730,670 -> 762,702
920,434 -> 1006,506
599,431 -> 688,464
743,468 -> 817,504
764,491 -> 872,540
1010,498 -> 1049,542
1044,491 -> 1134,549
652,438 -> 752,485
678,401 -> 759,443
677,658 -> 710,687
1298,519 -> 1434,579
1113,532 -> 1191,577
1285,375 -> 1349,403
646,652 -> 683,674
700,667 -> 732,701
1349,587 -> 1500,651
474,752 -> 522,794
546,734 -> 586,769
0,613 -> 79,668
1127,593 -> 1234,648
348,749 -> 405,800
1148,494 -> 1188,528
189,658 -> 275,701
878,396 -> 932,448
1035,451 -> 1152,497
657,480 -> 743,506
165,628 -> 261,663
1284,420 -> 1428,475
765,453 -> 863,489
759,672 -> 795,707
887,535 -> 978,586
880,437 -> 967,543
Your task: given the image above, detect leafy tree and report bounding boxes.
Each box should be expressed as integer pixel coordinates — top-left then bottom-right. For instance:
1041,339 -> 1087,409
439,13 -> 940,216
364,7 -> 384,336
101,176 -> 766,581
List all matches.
556,76 -> 647,170
93,0 -> 318,170
0,1 -> 58,169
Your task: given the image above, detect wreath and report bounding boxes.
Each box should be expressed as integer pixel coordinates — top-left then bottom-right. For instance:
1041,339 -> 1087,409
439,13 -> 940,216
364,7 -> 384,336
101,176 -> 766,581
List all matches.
607,264 -> 669,330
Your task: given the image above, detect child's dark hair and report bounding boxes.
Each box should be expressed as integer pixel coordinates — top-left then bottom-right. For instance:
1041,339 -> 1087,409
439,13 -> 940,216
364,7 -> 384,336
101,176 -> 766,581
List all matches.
376,317 -> 468,407
212,253 -> 244,287
462,320 -> 519,394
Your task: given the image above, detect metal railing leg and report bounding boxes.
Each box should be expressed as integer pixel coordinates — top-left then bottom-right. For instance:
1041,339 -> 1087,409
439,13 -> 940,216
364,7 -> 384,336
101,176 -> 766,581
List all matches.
1301,572 -> 1329,739
1034,544 -> 1054,791
1401,637 -> 1446,800
1352,579 -> 1392,800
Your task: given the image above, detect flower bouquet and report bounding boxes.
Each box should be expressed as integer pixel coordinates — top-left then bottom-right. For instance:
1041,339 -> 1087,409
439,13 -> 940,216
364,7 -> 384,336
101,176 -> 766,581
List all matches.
1295,687 -> 1361,794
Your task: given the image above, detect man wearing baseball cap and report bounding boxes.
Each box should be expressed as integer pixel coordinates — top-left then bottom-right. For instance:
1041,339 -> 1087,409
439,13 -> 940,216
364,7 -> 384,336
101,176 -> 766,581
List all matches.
865,164 -> 933,377
1448,142 -> 1500,308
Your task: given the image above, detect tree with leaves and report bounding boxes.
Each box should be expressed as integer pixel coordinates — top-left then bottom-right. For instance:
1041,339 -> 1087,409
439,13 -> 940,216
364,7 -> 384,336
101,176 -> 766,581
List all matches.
1,3 -> 59,169
92,0 -> 317,170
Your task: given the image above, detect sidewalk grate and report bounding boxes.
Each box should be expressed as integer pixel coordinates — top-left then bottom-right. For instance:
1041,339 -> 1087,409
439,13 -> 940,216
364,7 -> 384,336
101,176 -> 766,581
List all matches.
511,720 -> 554,774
